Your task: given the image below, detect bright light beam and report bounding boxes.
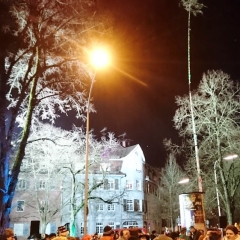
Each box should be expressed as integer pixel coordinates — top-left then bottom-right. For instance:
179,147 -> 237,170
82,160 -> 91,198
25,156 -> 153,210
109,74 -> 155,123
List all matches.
90,49 -> 110,68
112,66 -> 148,88
223,154 -> 238,160
178,178 -> 189,184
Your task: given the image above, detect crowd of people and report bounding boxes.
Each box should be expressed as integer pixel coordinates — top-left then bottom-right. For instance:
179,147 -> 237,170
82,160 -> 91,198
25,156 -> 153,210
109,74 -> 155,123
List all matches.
152,225 -> 240,240
1,224 -> 240,240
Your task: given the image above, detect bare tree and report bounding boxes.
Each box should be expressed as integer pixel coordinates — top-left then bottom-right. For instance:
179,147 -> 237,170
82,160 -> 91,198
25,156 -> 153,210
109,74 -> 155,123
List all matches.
60,130 -> 125,236
0,0 -> 112,231
13,123 -> 80,234
158,153 -> 192,231
16,123 -> 125,236
173,70 -> 240,224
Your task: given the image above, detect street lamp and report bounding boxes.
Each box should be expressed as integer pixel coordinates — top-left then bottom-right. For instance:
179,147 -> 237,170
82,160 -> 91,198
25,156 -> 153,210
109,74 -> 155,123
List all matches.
214,154 -> 238,236
214,161 -> 221,218
223,154 -> 238,161
178,178 -> 189,184
83,48 -> 110,235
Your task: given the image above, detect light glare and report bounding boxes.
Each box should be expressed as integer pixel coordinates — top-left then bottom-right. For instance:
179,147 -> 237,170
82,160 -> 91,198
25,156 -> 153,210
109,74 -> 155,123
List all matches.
223,154 -> 238,160
178,178 -> 189,184
91,49 -> 110,68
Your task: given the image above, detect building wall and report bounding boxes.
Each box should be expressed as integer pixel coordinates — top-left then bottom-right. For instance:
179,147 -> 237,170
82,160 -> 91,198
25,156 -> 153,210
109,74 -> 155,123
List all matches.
10,144 -> 162,238
10,177 -> 62,240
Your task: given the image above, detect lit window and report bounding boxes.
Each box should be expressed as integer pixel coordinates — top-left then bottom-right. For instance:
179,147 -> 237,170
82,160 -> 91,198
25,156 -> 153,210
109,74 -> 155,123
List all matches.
126,180 -> 133,190
107,204 -> 115,211
96,222 -> 103,234
16,200 -> 25,212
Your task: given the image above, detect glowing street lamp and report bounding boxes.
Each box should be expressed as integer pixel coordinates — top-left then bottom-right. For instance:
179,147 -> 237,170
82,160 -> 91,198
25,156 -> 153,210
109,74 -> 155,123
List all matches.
83,48 -> 110,235
223,154 -> 238,160
214,154 -> 238,236
178,178 -> 190,184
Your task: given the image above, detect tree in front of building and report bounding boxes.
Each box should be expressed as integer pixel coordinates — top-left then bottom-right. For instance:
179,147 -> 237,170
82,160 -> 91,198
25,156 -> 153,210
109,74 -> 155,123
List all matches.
15,122 -> 125,236
173,70 -> 240,224
158,153 -> 191,231
13,123 -> 79,234
0,0 -> 112,232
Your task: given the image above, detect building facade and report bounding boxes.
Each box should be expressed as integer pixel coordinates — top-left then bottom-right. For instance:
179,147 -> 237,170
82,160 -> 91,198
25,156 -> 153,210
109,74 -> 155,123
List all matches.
10,144 -> 162,238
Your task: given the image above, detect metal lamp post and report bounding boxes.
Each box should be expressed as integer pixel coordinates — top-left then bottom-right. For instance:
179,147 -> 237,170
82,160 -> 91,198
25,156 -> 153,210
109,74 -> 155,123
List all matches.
83,48 -> 110,235
214,161 -> 221,218
214,154 -> 238,236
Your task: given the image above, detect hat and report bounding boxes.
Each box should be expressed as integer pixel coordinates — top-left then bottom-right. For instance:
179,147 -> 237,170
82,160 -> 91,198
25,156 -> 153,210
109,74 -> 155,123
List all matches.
103,226 -> 114,236
58,226 -> 69,236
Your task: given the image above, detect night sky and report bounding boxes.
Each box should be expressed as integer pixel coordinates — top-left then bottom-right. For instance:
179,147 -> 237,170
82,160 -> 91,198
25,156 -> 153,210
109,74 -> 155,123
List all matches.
59,0 -> 240,168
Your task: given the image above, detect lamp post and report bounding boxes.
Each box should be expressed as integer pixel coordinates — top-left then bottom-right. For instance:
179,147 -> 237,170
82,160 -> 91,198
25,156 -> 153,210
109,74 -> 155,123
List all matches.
214,160 -> 223,237
213,161 -> 221,217
214,154 -> 238,236
83,48 -> 110,235
178,178 -> 189,184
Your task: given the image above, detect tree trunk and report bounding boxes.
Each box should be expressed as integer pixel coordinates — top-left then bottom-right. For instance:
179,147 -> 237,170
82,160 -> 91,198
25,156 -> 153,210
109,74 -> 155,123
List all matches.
70,219 -> 76,237
0,47 -> 39,232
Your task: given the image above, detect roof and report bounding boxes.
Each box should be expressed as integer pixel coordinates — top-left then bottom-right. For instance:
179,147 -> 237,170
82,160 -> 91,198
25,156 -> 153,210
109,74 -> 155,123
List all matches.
109,144 -> 138,159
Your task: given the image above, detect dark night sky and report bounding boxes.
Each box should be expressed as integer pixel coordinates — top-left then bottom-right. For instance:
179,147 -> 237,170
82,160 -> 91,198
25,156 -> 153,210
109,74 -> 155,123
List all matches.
60,0 -> 240,168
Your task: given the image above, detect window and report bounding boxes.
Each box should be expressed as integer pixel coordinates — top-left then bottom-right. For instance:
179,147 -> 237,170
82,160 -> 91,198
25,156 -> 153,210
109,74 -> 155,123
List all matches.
97,203 -> 104,211
17,179 -> 26,190
126,200 -> 134,211
39,180 -> 46,189
16,200 -> 25,212
107,204 -> 115,211
39,162 -> 48,173
80,223 -> 84,234
103,179 -> 119,190
96,223 -> 103,234
115,179 -> 119,190
13,223 -> 24,236
96,180 -> 104,189
134,199 -> 141,211
21,159 -> 30,169
122,221 -> 138,228
126,180 -> 133,190
108,180 -> 115,190
136,180 -> 141,190
108,222 -> 115,229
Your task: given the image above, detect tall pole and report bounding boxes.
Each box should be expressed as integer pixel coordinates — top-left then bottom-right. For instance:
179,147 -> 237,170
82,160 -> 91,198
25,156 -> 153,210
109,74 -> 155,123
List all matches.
214,161 -> 221,217
83,73 -> 95,235
83,48 -> 110,235
214,160 -> 223,237
187,9 -> 202,192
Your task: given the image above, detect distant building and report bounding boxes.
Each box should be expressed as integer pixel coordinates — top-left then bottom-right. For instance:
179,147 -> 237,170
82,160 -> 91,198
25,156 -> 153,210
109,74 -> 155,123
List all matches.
10,144 -> 162,238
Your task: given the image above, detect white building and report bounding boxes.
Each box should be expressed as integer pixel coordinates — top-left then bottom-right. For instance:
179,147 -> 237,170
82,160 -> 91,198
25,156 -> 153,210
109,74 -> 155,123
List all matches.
10,144 -> 162,239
